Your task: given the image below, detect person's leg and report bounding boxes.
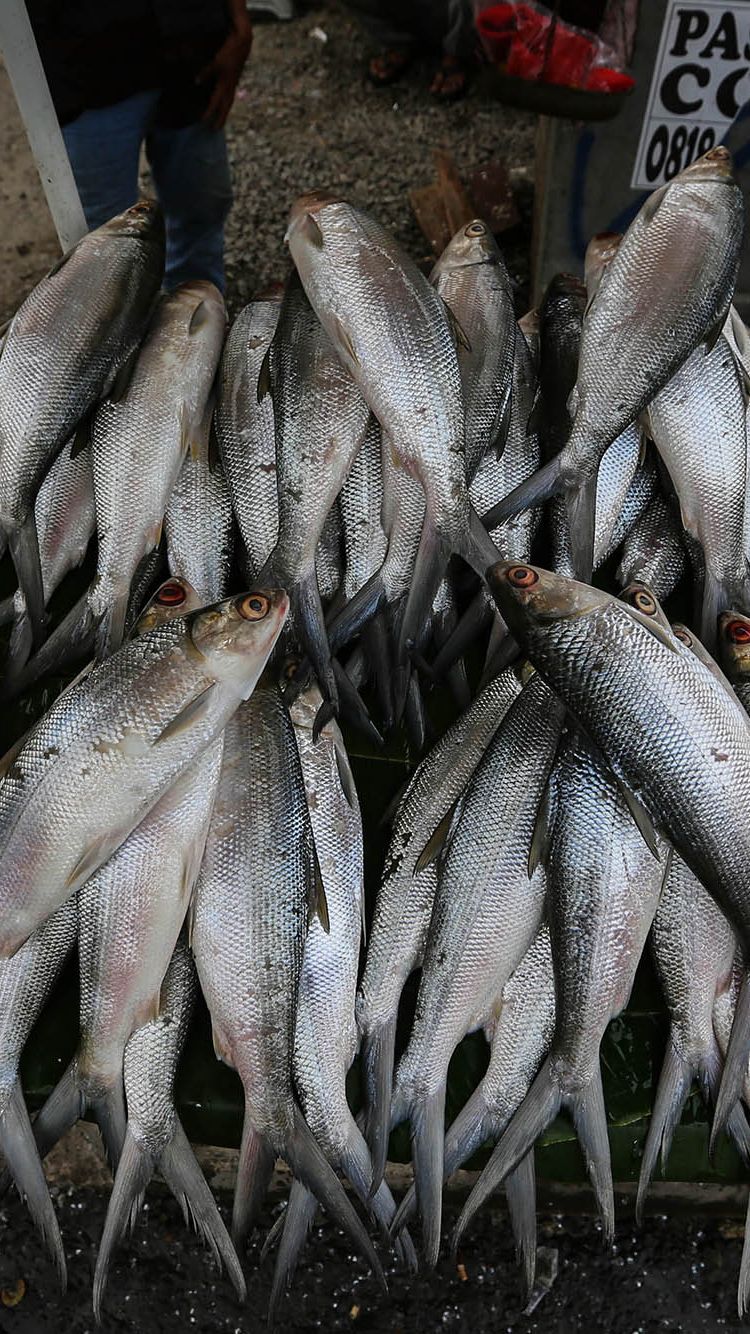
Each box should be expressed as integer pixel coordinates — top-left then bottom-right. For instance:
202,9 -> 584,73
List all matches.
62,91 -> 159,231
146,119 -> 232,291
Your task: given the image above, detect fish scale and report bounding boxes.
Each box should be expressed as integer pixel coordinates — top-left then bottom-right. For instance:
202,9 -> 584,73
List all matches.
165,406 -> 234,604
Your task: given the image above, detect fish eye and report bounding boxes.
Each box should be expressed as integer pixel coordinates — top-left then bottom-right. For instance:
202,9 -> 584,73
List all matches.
632,589 -> 657,616
237,592 -> 270,621
465,221 -> 485,237
674,627 -> 693,647
726,618 -> 750,645
155,581 -> 187,607
506,565 -> 538,589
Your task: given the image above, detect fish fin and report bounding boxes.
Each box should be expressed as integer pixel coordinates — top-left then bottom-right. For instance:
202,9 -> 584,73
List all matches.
740,1194 -> 750,1319
160,1120 -> 247,1300
404,671 -> 428,757
293,571 -> 339,722
267,1181 -> 319,1328
0,729 -> 30,780
360,1016 -> 398,1198
505,1154 -> 538,1301
334,741 -> 358,810
414,804 -> 457,873
452,1059 -> 562,1252
30,1059 -> 83,1161
391,1085 -> 446,1269
308,843 -> 330,935
211,1022 -> 232,1065
93,1128 -> 155,1320
46,247 -> 76,279
704,313 -> 726,353
8,512 -> 46,650
285,1103 -> 386,1292
154,683 -> 217,745
331,658 -> 384,749
107,342 -> 141,403
188,300 -> 210,334
3,590 -> 96,701
698,568 -> 730,653
326,570 -> 386,655
256,345 -> 272,404
641,183 -> 669,223
431,592 -> 493,680
300,211 -> 324,249
566,475 -> 597,583
636,1041 -> 692,1225
525,393 -> 543,437
94,590 -> 130,660
0,1080 -> 67,1290
69,417 -> 90,460
361,614 -> 395,735
88,1085 -> 128,1174
395,519 -> 452,720
566,1067 -> 614,1242
442,1088 -> 495,1181
332,317 -> 359,367
711,968 -> 750,1157
481,453 -> 564,531
528,779 -> 554,876
64,834 -> 118,891
231,1118 -> 276,1245
617,780 -> 660,859
442,299 -> 472,352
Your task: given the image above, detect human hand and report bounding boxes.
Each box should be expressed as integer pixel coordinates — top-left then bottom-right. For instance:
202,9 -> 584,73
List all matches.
197,12 -> 253,129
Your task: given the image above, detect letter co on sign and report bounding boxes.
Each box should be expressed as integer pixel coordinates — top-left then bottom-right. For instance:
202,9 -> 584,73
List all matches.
631,2 -> 750,189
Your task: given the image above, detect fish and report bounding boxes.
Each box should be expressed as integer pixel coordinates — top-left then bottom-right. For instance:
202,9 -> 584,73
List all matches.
267,684 -> 414,1318
535,273 -> 587,463
357,666 -> 522,1190
339,419 -> 391,720
710,948 -> 750,1317
0,586 -> 287,956
93,940 -> 246,1319
584,231 -> 621,302
485,149 -> 744,580
393,924 -> 556,1297
315,500 -> 344,607
0,201 -> 164,643
165,401 -> 234,604
617,490 -> 687,600
453,728 -> 667,1251
487,560 -> 750,1148
389,673 -> 563,1265
190,682 -> 385,1290
214,296 -> 281,579
645,332 -> 749,646
89,280 -> 226,657
430,218 -> 516,477
0,439 -> 95,677
718,610 -> 750,714
286,192 -> 500,711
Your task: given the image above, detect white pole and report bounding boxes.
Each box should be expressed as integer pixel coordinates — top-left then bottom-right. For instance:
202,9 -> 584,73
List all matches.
0,0 -> 87,252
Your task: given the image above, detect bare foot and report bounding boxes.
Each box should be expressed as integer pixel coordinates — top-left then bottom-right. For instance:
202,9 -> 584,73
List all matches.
368,48 -> 412,86
430,56 -> 469,101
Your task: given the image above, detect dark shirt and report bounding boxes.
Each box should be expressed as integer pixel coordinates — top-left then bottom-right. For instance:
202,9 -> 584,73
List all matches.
27,0 -> 231,127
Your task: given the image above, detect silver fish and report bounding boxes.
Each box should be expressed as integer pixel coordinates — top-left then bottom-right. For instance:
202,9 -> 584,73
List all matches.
90,280 -> 226,656
340,417 -> 387,602
215,297 -> 281,579
584,231 -> 622,302
390,673 -> 562,1265
617,490 -> 687,600
191,684 -> 384,1286
94,940 -> 246,1319
0,587 -> 287,955
0,201 -> 164,642
454,729 -> 666,1250
430,218 -> 515,476
165,402 -> 234,604
315,499 -> 344,607
357,667 -> 522,1187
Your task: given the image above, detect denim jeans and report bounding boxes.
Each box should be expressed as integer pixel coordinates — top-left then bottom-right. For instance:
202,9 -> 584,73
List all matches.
62,90 -> 233,291
345,0 -> 473,58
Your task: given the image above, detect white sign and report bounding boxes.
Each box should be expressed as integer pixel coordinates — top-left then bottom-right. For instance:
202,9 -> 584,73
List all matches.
631,2 -> 750,190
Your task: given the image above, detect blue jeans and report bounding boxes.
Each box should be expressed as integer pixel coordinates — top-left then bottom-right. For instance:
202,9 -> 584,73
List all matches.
62,90 -> 232,291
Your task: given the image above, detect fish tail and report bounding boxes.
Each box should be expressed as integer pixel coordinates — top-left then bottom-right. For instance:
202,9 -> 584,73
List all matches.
159,1119 -> 246,1300
88,1085 -> 128,1173
326,570 -> 386,655
30,1058 -> 84,1161
362,614 -> 394,734
93,1128 -> 154,1321
231,1117 -> 276,1246
711,968 -> 750,1158
0,593 -> 16,628
430,590 -> 493,681
330,659 -> 384,748
360,1016 -> 398,1197
0,1080 -> 66,1289
391,1085 -> 446,1269
370,1181 -> 419,1273
702,1037 -> 750,1163
333,1109 -> 418,1270
739,1192 -> 750,1318
566,1066 -> 614,1242
432,593 -> 472,713
505,1154 -> 538,1300
697,567 -> 730,653
3,588 -> 96,700
94,589 -> 130,660
636,1041 -> 693,1224
292,570 -> 339,719
285,1103 -> 386,1292
566,473 -> 598,583
395,518 -> 452,720
267,1180 -> 318,1329
443,1086 -> 495,1179
8,510 -> 46,649
404,671 -> 428,756
6,604 -> 33,678
480,612 -> 514,688
451,1059 -> 562,1252
480,454 -> 563,531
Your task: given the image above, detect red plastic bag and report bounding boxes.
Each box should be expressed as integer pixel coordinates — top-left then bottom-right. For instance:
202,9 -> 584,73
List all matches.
475,1 -> 631,92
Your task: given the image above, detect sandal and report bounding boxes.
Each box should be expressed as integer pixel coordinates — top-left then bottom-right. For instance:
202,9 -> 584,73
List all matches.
430,55 -> 470,101
367,48 -> 413,86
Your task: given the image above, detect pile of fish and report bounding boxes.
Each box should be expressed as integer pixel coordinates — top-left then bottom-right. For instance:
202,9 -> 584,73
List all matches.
1,144 -> 750,1321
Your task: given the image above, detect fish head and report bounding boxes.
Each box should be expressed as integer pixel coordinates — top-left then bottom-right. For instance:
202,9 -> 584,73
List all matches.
619,581 -> 669,629
133,578 -> 204,637
285,191 -> 346,248
677,145 -> 734,186
436,219 -> 500,272
486,561 -> 608,641
584,231 -> 622,297
186,588 -> 289,688
718,610 -> 750,682
103,198 -> 165,244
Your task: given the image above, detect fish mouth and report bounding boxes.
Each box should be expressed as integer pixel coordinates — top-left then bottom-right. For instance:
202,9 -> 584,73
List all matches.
291,189 -> 341,217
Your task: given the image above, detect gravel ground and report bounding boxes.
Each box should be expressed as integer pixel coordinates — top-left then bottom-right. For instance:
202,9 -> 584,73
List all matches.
0,1186 -> 746,1333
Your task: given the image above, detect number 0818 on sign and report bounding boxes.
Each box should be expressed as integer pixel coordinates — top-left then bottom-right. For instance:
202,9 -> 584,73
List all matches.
631,2 -> 750,190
